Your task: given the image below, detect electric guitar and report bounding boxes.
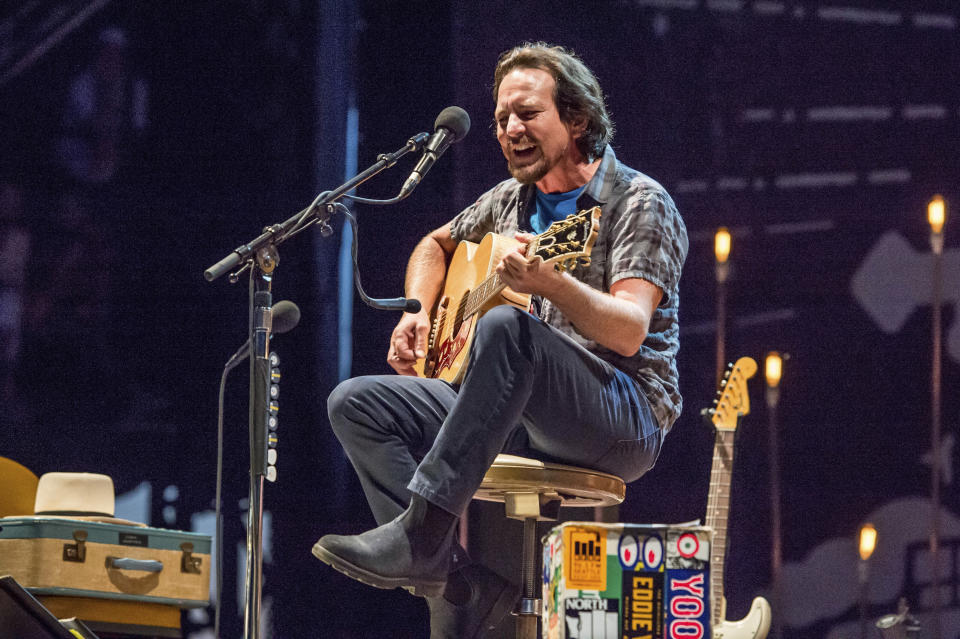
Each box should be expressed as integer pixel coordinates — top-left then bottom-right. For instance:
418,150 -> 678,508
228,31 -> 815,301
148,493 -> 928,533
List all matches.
703,357 -> 772,639
414,206 -> 601,383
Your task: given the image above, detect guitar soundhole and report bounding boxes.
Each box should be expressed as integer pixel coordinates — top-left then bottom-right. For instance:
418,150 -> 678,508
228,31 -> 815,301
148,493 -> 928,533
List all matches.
452,290 -> 470,335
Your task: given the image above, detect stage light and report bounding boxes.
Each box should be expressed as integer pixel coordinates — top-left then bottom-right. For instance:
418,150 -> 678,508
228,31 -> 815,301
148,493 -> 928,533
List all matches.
928,195 -> 945,235
714,227 -> 731,264
927,193 -> 946,638
765,349 -> 785,638
858,523 -> 878,639
859,523 -> 877,561
765,352 -> 782,389
714,227 -> 732,384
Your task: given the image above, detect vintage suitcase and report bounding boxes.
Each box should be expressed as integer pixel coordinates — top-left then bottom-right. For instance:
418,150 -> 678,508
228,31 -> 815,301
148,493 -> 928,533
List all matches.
0,516 -> 210,609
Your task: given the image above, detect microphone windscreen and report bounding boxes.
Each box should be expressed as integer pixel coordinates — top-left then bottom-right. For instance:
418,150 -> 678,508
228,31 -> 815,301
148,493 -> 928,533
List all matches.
434,106 -> 471,142
272,300 -> 301,334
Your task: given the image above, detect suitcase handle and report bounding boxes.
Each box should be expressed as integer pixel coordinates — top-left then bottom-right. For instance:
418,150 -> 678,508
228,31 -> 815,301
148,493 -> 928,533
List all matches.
106,556 -> 164,573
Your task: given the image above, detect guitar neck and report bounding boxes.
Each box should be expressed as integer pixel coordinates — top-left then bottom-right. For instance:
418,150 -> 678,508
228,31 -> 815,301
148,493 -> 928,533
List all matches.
705,427 -> 735,627
464,272 -> 509,319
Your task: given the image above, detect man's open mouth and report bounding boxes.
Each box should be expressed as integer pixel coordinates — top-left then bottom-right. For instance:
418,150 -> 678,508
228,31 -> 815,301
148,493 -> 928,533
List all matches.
512,144 -> 537,161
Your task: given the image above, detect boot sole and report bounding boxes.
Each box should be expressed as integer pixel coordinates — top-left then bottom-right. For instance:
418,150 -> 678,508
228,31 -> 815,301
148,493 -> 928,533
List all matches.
312,541 -> 446,598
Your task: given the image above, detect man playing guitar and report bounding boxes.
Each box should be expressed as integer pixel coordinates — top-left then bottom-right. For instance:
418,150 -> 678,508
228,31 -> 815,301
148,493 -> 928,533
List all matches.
313,42 -> 689,638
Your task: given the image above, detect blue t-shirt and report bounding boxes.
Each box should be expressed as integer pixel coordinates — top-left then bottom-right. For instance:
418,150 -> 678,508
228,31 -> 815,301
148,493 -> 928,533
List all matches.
530,185 -> 587,234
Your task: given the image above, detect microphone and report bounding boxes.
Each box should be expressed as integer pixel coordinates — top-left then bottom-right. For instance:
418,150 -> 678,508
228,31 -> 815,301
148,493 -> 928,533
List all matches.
361,297 -> 421,313
400,106 -> 471,197
270,300 -> 301,335
224,300 -> 302,369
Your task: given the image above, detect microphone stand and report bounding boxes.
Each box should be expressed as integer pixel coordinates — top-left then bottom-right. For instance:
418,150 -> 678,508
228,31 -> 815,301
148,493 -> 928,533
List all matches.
204,132 -> 428,639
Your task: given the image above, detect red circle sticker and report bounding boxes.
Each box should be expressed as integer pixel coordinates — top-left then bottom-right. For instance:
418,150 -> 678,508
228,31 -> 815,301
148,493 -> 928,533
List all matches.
677,533 -> 700,558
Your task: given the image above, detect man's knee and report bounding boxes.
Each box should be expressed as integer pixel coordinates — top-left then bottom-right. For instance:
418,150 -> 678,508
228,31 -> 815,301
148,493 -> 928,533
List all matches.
473,305 -> 546,362
327,376 -> 377,435
475,305 -> 527,342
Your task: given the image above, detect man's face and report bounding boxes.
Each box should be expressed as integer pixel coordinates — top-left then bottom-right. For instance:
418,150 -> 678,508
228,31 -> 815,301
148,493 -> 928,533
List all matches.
495,67 -> 581,187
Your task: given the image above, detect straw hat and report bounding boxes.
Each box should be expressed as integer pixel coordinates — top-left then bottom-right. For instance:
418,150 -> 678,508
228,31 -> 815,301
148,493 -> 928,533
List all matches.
33,472 -> 144,526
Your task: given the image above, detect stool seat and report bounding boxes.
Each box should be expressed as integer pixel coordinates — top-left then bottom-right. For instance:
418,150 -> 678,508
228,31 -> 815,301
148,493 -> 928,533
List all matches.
476,453 -> 625,509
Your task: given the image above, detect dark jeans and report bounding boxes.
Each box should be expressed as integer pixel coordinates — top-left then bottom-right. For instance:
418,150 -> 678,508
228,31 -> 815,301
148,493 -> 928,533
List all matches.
327,305 -> 664,523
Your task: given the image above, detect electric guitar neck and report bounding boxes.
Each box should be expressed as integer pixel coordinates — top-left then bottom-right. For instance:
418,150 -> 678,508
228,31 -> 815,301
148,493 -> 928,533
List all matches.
703,357 -> 772,639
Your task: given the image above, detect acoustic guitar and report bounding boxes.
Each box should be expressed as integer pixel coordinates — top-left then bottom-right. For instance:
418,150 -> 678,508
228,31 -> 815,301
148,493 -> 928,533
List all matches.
703,357 -> 772,638
414,206 -> 601,383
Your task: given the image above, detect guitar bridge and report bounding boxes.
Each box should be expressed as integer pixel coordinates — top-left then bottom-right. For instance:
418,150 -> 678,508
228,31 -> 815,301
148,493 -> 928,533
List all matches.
423,298 -> 449,378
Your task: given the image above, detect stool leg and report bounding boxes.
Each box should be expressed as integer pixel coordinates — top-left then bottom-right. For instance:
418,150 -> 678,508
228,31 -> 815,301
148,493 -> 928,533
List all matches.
516,614 -> 538,639
516,517 -> 540,639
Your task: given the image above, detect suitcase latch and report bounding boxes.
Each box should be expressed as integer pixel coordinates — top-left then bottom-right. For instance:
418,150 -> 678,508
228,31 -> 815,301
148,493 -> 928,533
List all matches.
180,542 -> 202,574
63,530 -> 88,563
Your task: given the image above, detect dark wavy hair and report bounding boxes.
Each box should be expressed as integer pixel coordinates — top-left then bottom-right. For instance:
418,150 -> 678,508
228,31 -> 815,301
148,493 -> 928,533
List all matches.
493,42 -> 614,160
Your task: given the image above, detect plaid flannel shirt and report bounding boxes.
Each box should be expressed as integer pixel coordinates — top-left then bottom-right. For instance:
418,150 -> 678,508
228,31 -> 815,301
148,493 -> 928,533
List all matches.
448,146 -> 689,431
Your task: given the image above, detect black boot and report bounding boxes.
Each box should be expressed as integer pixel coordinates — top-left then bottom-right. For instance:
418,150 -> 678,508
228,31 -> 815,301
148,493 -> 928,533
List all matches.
426,564 -> 520,638
312,495 -> 458,597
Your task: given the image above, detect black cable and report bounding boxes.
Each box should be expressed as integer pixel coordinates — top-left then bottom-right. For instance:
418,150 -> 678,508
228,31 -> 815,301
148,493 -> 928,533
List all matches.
339,191 -> 410,205
214,344 -> 247,639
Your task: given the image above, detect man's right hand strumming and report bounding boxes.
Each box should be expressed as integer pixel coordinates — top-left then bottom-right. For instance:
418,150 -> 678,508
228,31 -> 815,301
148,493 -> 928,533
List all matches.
388,310 -> 430,375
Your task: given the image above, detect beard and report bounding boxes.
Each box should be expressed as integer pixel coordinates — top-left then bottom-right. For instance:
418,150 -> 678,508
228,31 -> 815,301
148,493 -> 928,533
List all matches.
507,157 -> 549,185
507,162 -> 548,184
504,135 -> 568,185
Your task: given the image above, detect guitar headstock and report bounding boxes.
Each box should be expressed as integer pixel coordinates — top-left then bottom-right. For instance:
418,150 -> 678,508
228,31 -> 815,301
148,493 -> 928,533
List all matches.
530,206 -> 601,273
706,357 -> 757,431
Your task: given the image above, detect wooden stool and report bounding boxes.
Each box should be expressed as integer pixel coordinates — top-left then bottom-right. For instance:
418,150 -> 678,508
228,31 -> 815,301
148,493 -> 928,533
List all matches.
474,454 -> 625,638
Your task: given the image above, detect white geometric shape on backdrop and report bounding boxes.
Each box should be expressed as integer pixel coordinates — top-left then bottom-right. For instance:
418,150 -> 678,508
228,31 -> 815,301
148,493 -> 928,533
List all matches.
850,230 -> 960,362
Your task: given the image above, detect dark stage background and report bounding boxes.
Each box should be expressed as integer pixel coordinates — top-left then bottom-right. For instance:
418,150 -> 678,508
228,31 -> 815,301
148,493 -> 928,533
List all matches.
1,1 -> 958,637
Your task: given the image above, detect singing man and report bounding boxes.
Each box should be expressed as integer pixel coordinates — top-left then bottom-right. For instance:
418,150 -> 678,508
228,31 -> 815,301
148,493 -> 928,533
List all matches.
313,42 -> 688,638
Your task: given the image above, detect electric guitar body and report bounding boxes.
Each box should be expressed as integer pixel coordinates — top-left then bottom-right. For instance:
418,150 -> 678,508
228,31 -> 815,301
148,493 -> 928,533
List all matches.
713,596 -> 771,639
705,357 -> 772,639
414,206 -> 601,383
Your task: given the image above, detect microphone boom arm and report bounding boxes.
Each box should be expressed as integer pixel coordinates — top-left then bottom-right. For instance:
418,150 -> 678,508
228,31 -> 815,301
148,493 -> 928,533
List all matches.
203,131 -> 429,282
